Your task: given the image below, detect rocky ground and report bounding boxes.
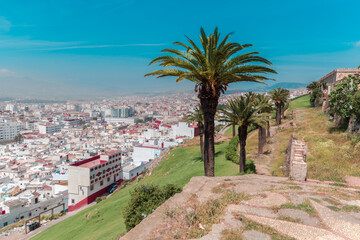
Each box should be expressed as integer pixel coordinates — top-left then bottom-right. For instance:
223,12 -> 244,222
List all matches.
122,175 -> 360,240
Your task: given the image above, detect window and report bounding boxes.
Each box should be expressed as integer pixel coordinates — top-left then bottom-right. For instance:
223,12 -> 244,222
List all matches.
72,199 -> 75,204
29,213 -> 32,217
107,177 -> 110,182
90,185 -> 94,191
103,170 -> 105,174
100,181 -> 103,186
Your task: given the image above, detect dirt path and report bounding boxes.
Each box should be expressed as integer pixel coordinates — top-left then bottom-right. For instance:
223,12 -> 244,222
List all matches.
247,127 -> 276,176
249,119 -> 295,176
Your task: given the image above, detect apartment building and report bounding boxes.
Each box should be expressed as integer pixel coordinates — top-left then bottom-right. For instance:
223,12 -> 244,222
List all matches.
38,124 -> 62,135
67,150 -> 122,211
0,119 -> 24,141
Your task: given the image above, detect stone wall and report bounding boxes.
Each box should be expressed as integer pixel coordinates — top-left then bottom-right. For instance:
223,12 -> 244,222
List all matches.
286,135 -> 307,182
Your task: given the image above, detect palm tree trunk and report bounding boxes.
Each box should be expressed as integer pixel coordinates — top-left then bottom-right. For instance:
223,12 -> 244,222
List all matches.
238,125 -> 248,173
276,105 -> 281,125
200,97 -> 218,177
281,102 -> 285,119
258,127 -> 264,154
199,123 -> 204,161
232,124 -> 235,137
266,121 -> 271,138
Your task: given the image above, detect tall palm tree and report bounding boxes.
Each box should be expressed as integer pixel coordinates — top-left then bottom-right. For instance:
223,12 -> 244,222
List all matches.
183,106 -> 204,161
254,94 -> 273,154
219,94 -> 266,173
145,27 -> 276,177
270,88 -> 289,125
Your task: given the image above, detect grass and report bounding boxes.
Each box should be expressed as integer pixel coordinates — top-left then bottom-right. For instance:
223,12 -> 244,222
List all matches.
32,140 -> 240,240
287,94 -> 311,111
273,200 -> 316,217
221,217 -> 296,240
295,107 -> 360,181
241,217 -> 296,240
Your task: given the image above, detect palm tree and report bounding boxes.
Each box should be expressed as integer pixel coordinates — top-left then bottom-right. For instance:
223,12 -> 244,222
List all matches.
254,94 -> 273,154
183,106 -> 204,161
14,134 -> 22,144
219,94 -> 266,172
270,88 -> 289,125
145,27 -> 276,177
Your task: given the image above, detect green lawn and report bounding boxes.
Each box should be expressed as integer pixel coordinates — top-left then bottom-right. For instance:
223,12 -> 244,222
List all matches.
287,94 -> 311,111
32,141 -> 239,240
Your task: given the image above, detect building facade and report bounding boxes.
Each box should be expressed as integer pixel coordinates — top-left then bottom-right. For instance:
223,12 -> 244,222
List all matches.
318,68 -> 360,94
0,120 -> 24,141
38,124 -> 62,135
67,150 -> 122,211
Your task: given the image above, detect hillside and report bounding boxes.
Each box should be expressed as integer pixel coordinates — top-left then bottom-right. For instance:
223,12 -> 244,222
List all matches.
32,94 -> 360,240
32,140 -> 239,240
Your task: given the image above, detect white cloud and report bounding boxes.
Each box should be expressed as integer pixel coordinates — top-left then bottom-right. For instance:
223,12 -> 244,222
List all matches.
36,43 -> 166,51
356,41 -> 360,47
0,16 -> 11,32
0,69 -> 9,73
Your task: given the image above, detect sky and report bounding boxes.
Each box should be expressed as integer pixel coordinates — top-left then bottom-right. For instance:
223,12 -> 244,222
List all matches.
0,0 -> 360,99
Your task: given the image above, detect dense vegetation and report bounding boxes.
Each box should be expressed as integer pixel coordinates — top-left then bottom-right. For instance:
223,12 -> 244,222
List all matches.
225,135 -> 256,173
123,184 -> 181,231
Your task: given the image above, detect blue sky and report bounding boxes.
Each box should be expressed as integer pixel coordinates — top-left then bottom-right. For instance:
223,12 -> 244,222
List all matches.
0,0 -> 359,99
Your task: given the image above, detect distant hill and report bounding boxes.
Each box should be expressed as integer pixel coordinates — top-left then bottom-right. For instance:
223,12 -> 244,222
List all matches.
265,82 -> 307,91
225,82 -> 307,94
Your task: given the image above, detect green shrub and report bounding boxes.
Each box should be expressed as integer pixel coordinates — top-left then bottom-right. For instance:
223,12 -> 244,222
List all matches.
225,135 -> 256,174
123,184 -> 182,231
95,197 -> 102,204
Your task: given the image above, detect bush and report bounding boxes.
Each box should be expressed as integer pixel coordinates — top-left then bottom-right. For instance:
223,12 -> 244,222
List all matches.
225,135 -> 256,174
123,184 -> 182,231
96,197 -> 102,204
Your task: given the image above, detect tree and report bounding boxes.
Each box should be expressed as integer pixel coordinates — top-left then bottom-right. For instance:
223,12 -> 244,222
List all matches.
307,81 -> 323,107
14,134 -> 22,144
306,81 -> 320,91
310,88 -> 322,107
145,27 -> 276,176
183,106 -> 204,161
219,94 -> 266,173
254,94 -> 273,154
270,88 -> 289,125
329,75 -> 360,129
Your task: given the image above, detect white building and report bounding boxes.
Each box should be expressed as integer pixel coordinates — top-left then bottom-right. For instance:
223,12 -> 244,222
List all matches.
67,150 -> 122,211
132,145 -> 163,164
171,122 -> 198,138
5,104 -> 18,113
38,124 -> 62,135
105,117 -> 137,124
0,119 -> 24,141
0,193 -> 68,228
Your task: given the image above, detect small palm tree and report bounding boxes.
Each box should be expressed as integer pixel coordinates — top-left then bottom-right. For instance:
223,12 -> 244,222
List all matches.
254,94 -> 273,154
145,27 -> 276,177
270,88 -> 289,125
183,106 -> 204,161
219,94 -> 266,172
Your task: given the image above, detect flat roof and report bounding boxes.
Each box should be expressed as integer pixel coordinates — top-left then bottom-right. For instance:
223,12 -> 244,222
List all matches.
80,159 -> 107,168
